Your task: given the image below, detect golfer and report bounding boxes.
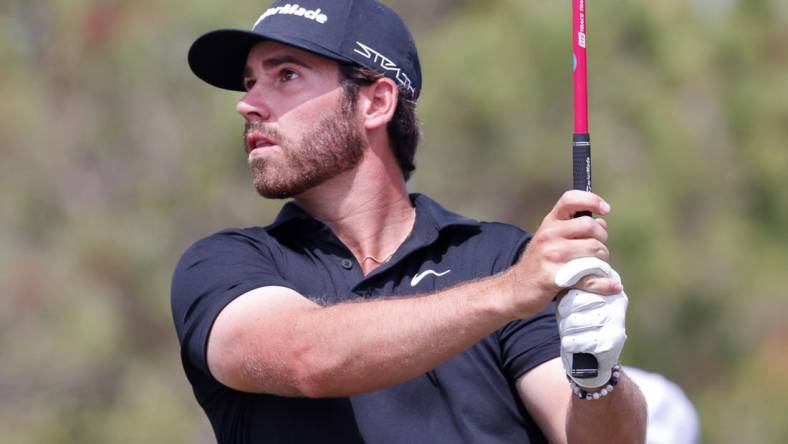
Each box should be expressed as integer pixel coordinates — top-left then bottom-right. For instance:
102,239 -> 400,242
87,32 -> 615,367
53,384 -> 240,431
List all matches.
172,1 -> 647,442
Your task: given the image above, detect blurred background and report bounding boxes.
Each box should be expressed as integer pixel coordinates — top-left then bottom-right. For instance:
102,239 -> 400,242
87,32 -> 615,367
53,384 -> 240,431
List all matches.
1,0 -> 786,442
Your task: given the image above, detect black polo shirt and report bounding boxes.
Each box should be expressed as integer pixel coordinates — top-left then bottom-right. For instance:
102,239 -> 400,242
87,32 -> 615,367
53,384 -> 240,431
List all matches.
172,194 -> 560,444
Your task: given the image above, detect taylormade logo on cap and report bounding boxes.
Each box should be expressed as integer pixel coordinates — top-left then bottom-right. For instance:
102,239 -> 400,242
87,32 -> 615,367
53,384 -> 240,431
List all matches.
254,4 -> 328,28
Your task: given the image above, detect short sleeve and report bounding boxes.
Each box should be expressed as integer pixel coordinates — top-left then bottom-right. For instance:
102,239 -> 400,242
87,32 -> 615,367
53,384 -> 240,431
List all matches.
170,228 -> 295,378
498,303 -> 560,381
498,236 -> 561,381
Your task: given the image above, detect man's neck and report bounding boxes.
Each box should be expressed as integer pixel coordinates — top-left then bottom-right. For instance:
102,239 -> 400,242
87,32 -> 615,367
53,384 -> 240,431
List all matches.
294,148 -> 416,275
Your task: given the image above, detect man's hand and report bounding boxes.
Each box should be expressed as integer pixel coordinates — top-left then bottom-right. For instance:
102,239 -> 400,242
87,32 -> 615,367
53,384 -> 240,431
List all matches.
505,190 -> 622,318
555,258 -> 628,388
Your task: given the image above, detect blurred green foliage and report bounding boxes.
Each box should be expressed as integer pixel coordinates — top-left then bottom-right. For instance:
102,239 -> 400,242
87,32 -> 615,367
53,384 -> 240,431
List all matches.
1,0 -> 786,442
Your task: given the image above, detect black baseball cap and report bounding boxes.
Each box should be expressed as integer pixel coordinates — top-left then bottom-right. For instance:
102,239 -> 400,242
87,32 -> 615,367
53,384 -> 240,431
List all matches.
188,0 -> 421,100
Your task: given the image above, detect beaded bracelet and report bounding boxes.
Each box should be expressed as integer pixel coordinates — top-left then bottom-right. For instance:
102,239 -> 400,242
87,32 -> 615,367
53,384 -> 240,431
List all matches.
568,364 -> 622,400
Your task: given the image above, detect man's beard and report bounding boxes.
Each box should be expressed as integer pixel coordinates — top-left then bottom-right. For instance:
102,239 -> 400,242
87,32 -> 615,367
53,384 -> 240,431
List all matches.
245,92 -> 365,199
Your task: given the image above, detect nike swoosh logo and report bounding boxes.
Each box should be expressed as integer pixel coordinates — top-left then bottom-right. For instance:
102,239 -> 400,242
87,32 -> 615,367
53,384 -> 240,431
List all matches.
410,269 -> 451,287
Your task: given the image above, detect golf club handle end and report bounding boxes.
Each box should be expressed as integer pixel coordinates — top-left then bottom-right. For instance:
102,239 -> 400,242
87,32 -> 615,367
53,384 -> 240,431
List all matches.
570,353 -> 599,379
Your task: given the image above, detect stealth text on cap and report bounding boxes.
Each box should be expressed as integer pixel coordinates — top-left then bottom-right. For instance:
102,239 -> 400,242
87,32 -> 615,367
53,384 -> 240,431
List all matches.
254,4 -> 328,28
354,42 -> 416,97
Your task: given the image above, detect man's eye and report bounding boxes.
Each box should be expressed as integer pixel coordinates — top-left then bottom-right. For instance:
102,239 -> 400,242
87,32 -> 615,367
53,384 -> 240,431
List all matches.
243,78 -> 256,91
280,69 -> 300,82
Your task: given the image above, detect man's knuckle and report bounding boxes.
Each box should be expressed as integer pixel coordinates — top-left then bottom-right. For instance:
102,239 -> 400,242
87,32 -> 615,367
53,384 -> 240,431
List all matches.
543,247 -> 562,263
541,226 -> 557,241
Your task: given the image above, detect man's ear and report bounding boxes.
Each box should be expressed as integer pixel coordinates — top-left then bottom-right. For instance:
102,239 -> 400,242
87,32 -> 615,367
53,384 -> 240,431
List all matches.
358,77 -> 398,131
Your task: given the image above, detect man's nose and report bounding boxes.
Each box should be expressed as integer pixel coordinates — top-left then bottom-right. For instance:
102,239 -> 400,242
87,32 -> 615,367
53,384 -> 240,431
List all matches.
236,90 -> 272,122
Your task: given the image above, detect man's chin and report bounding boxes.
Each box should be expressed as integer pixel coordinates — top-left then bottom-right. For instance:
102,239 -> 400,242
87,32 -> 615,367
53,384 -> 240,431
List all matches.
250,162 -> 299,199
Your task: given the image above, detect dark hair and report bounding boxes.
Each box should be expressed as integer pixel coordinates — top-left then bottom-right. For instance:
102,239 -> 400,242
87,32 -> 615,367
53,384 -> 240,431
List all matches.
338,64 -> 420,181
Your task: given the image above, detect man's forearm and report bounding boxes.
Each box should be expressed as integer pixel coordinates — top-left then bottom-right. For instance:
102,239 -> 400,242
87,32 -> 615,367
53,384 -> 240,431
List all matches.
286,278 -> 515,397
222,271 -> 537,398
566,372 -> 647,444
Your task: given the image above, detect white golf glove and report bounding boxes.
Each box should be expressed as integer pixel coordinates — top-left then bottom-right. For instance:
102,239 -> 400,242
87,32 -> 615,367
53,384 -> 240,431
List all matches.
554,257 -> 628,388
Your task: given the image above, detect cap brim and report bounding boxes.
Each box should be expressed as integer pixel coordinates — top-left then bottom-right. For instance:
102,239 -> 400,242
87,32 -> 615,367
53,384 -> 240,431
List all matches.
188,29 -> 355,92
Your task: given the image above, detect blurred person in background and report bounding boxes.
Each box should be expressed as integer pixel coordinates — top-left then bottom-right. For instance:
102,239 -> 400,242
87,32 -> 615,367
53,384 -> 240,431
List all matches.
625,367 -> 700,444
171,1 -> 646,442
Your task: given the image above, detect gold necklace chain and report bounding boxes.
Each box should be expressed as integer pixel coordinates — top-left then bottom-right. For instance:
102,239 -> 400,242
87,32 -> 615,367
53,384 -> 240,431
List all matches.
361,252 -> 395,264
